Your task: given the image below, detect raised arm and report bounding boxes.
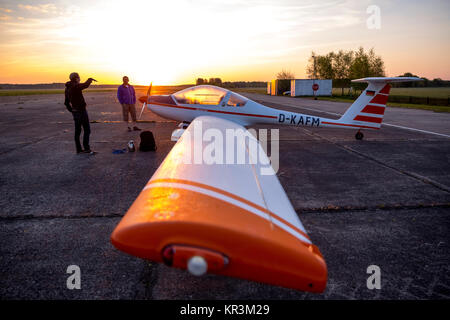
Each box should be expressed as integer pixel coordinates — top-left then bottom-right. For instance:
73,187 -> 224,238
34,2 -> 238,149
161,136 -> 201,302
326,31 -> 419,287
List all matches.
78,78 -> 94,90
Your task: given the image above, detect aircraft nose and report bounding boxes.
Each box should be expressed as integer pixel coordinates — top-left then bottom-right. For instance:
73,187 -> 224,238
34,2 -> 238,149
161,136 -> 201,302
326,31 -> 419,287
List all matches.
138,95 -> 148,104
147,95 -> 178,106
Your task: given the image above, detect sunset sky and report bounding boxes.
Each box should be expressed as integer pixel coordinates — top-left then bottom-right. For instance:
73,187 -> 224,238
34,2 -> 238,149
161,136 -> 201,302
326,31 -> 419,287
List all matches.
0,0 -> 449,85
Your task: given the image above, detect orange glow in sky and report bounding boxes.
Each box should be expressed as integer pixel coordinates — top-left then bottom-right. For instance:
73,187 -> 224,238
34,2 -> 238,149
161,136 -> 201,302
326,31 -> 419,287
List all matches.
0,0 -> 449,85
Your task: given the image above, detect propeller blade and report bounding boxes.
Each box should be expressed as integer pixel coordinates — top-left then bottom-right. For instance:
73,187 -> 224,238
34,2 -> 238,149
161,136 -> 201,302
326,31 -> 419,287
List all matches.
139,82 -> 152,120
146,82 -> 152,98
138,102 -> 146,120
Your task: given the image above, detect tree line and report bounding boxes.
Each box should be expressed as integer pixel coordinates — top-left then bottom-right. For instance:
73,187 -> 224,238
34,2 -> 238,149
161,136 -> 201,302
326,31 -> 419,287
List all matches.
306,47 -> 385,93
392,72 -> 450,88
196,78 -> 266,88
307,47 -> 385,80
302,47 -> 450,91
196,78 -> 223,86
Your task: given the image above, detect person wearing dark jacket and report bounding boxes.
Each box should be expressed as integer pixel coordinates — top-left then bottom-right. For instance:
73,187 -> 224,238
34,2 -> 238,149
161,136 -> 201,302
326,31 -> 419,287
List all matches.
64,72 -> 95,154
117,76 -> 141,132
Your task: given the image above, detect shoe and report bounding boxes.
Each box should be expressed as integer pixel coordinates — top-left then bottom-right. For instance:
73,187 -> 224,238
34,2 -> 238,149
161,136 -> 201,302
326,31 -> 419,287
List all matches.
81,149 -> 92,153
128,127 -> 132,132
76,150 -> 83,154
133,126 -> 141,131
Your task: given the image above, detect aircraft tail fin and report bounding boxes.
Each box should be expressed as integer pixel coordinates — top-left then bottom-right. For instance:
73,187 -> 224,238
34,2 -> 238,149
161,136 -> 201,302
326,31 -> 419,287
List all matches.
336,77 -> 422,129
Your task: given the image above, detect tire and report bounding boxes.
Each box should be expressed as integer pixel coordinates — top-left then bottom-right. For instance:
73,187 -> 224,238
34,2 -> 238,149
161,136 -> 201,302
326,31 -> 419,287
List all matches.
355,132 -> 364,140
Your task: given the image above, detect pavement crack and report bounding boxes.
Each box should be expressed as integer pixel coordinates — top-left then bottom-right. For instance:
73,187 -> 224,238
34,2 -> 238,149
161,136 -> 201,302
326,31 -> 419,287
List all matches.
302,128 -> 450,194
0,132 -> 62,155
0,213 -> 124,221
296,203 -> 450,214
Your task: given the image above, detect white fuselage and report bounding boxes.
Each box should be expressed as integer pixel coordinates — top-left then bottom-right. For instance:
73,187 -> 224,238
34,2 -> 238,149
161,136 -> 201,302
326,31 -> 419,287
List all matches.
148,98 -> 341,129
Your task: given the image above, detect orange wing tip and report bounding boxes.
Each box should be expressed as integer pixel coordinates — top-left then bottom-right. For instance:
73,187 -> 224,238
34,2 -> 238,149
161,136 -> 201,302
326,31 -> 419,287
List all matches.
110,186 -> 328,292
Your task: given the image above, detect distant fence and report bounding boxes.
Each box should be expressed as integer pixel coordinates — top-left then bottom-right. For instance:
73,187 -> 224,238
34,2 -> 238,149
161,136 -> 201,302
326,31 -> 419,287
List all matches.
333,91 -> 450,107
387,95 -> 450,106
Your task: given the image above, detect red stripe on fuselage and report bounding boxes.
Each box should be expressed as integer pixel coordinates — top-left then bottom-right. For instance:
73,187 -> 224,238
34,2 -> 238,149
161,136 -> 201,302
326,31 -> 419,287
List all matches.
321,121 -> 379,130
149,101 -> 197,110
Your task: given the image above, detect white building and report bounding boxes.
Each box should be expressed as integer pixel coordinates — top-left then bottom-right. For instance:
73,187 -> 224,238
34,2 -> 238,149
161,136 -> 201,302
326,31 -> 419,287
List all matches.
290,79 -> 332,97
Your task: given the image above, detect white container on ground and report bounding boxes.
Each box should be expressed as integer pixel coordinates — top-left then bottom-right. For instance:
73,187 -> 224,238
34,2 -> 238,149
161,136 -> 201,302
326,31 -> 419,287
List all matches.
290,79 -> 332,96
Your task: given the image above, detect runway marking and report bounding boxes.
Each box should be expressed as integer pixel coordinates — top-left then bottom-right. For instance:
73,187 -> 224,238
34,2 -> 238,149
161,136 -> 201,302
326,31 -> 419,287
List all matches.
381,123 -> 450,138
302,128 -> 450,194
261,99 -> 450,139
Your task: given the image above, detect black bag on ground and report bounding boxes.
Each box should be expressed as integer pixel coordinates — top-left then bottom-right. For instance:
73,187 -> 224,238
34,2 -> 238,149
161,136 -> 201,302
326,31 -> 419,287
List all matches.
139,131 -> 157,151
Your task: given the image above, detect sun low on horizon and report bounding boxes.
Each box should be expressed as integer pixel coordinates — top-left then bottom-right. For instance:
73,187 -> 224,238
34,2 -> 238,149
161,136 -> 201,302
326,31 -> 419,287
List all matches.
0,0 -> 449,85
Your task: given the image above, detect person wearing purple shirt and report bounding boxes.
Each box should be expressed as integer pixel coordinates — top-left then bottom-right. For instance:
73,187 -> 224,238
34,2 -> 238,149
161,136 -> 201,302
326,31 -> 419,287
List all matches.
117,76 -> 141,131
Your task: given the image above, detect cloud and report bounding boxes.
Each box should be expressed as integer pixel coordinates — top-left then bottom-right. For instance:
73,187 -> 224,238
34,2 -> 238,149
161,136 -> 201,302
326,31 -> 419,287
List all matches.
17,3 -> 59,15
0,0 -> 369,77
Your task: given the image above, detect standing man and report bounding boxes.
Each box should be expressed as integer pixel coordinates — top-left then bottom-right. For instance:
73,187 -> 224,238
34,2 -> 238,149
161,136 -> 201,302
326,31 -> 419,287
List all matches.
117,76 -> 141,132
64,72 -> 96,154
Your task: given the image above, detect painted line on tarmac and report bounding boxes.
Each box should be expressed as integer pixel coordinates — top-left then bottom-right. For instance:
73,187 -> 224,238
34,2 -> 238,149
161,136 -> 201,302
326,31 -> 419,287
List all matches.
265,100 -> 450,139
302,128 -> 450,194
381,123 -> 450,139
297,203 -> 450,214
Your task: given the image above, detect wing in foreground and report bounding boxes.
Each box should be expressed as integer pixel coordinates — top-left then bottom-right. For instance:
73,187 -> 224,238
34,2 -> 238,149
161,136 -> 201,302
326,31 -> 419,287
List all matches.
111,116 -> 327,292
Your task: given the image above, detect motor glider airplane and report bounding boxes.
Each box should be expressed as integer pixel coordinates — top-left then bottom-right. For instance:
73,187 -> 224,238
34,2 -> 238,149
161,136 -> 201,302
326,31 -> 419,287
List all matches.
111,77 -> 421,292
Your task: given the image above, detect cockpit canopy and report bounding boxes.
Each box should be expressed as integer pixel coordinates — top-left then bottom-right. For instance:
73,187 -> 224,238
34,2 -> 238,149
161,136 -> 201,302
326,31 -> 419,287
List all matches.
173,85 -> 248,107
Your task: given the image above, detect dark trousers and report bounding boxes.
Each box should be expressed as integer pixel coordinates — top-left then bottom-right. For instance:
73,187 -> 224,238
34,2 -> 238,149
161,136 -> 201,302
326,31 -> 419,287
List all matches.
121,103 -> 137,122
72,110 -> 90,152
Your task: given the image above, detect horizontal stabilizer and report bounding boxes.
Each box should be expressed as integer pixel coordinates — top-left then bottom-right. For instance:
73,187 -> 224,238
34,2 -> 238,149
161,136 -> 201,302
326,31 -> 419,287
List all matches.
352,77 -> 422,83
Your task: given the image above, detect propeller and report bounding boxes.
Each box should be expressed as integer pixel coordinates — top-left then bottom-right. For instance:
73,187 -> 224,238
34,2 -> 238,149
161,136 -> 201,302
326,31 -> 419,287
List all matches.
138,82 -> 152,120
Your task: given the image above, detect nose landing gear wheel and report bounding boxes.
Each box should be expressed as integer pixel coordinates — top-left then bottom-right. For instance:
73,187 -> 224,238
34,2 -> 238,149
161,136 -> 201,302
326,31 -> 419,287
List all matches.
355,131 -> 364,140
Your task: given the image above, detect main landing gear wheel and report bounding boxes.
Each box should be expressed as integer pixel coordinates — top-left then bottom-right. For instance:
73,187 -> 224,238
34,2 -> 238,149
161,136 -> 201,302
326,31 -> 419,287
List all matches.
355,131 -> 364,140
178,122 -> 190,130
